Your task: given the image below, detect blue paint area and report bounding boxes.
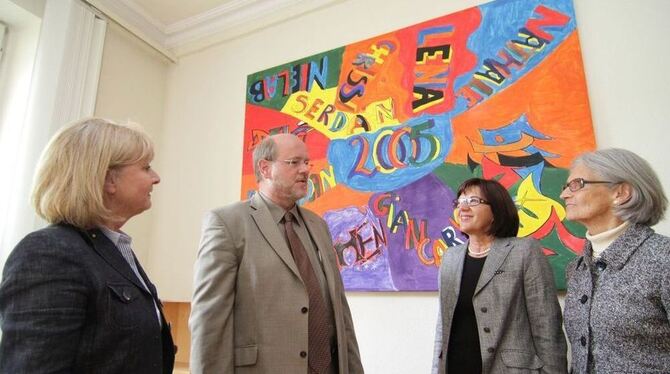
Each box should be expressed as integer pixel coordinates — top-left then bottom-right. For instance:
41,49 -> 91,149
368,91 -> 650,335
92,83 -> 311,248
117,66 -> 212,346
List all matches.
328,114 -> 453,192
515,161 -> 545,191
478,114 -> 559,160
480,114 -> 551,143
451,0 -> 577,114
524,145 -> 559,159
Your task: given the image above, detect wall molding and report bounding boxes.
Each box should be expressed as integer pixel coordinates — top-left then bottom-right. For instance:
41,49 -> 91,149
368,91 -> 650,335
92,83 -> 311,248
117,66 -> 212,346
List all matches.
88,0 -> 340,60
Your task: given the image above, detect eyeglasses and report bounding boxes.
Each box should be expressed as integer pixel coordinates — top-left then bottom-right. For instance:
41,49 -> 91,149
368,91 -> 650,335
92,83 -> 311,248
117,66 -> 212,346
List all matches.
279,158 -> 312,169
563,177 -> 614,192
453,196 -> 489,209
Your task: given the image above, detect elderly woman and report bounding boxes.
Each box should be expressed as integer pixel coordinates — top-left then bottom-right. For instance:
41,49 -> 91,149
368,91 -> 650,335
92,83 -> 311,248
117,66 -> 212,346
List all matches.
0,118 -> 175,373
432,178 -> 567,374
561,148 -> 670,373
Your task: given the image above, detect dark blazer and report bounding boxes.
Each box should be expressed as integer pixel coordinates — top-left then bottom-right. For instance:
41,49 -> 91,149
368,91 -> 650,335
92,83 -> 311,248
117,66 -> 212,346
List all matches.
189,192 -> 363,373
432,237 -> 567,374
0,224 -> 175,374
564,224 -> 670,373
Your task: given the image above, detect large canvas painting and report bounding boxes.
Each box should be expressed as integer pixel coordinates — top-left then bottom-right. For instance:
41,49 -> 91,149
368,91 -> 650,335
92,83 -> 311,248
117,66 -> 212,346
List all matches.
241,0 -> 594,291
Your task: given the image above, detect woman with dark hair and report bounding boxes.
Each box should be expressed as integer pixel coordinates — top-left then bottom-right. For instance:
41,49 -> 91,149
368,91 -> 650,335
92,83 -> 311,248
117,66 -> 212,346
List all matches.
561,148 -> 670,373
432,178 -> 567,374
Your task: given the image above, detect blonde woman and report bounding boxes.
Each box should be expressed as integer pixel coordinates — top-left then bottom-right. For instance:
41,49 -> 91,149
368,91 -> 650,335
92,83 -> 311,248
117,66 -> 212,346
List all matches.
0,118 -> 175,373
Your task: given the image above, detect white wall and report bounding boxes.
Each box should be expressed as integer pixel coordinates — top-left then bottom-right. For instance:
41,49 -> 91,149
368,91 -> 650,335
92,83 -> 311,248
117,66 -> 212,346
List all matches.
2,0 -> 107,266
145,0 -> 670,373
575,0 -> 670,239
94,22 -> 171,265
0,0 -> 41,265
7,0 -> 44,17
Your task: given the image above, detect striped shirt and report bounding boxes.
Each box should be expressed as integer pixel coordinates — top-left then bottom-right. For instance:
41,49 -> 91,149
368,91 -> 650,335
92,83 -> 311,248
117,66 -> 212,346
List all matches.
98,226 -> 161,325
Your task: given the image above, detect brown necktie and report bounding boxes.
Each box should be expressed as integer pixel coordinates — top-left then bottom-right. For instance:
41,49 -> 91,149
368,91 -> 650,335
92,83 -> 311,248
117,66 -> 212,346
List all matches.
284,212 -> 333,374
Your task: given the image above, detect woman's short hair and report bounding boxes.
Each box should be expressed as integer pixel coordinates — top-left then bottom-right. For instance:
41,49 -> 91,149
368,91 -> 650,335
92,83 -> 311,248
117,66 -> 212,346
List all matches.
252,136 -> 278,182
574,148 -> 667,226
456,178 -> 520,238
32,117 -> 154,228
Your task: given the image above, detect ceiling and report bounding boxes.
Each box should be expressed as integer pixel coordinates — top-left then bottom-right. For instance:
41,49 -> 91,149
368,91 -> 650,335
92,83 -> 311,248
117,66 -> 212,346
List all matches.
132,0 -> 232,25
89,0 -> 340,60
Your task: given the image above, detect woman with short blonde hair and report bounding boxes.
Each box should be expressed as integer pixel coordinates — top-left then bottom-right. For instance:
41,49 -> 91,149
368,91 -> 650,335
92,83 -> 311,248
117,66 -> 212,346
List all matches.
33,117 -> 154,227
0,117 -> 175,373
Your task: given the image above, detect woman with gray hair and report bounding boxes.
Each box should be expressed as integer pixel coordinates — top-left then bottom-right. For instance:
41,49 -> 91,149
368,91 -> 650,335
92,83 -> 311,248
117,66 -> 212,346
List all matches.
0,118 -> 175,373
560,148 -> 670,373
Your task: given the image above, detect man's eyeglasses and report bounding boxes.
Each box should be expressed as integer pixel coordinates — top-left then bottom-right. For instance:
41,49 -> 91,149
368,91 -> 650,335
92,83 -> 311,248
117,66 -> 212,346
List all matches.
453,196 -> 489,209
563,178 -> 614,192
279,158 -> 312,169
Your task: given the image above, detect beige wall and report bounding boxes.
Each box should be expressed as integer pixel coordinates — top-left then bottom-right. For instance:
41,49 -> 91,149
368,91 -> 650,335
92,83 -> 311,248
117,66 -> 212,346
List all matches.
0,0 -> 41,266
94,22 -> 171,265
98,0 -> 670,372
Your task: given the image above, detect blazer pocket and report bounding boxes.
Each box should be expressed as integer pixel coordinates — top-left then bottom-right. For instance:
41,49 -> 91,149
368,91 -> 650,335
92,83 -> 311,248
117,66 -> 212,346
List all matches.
107,283 -> 139,329
494,269 -> 520,277
500,349 -> 543,370
234,345 -> 258,367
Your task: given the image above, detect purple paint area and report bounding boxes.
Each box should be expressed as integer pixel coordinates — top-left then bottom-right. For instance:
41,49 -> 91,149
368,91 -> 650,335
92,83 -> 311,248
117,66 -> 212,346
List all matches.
369,173 -> 460,291
324,206 -> 396,291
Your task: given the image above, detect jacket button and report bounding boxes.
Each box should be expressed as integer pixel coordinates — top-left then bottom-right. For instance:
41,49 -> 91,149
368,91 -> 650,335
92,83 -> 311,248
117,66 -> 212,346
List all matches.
580,336 -> 587,346
480,307 -> 487,313
300,351 -> 307,358
483,327 -> 491,333
487,347 -> 494,353
301,307 -> 308,313
122,291 -> 131,301
580,295 -> 588,304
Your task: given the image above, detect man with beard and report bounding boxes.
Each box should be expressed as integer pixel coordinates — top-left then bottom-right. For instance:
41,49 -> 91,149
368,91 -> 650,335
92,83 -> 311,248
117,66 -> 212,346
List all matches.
189,134 -> 364,374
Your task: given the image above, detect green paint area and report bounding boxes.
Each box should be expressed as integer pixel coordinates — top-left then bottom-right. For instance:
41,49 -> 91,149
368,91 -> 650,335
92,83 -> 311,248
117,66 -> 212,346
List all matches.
433,162 -> 587,290
433,162 -> 482,192
539,227 -> 577,290
246,48 -> 344,111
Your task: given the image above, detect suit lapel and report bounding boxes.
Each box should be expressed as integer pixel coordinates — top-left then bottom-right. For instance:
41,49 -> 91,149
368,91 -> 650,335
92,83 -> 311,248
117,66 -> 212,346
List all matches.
84,228 -> 151,293
602,224 -> 653,270
135,256 -> 158,298
135,259 -> 174,330
249,193 -> 301,279
441,244 -> 466,319
474,237 -> 512,295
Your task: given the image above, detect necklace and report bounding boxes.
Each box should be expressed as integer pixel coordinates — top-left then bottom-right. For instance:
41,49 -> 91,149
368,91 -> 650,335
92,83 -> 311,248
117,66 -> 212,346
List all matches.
467,246 -> 491,258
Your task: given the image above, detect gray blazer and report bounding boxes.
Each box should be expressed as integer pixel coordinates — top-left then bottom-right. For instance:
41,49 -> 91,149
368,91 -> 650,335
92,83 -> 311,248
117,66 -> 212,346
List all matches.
564,224 -> 670,373
432,237 -> 567,374
189,192 -> 363,374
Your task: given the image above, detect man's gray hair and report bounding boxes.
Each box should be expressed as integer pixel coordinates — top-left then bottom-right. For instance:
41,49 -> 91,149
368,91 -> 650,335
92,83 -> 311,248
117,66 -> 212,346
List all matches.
252,136 -> 278,182
574,148 -> 667,226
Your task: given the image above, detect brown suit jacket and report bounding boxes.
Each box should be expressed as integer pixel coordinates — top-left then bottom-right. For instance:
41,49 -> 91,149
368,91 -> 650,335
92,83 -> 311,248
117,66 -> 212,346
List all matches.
189,193 -> 363,373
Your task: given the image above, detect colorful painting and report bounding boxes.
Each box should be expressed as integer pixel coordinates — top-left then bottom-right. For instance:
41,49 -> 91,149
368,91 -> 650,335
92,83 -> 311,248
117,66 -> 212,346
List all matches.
241,0 -> 593,291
